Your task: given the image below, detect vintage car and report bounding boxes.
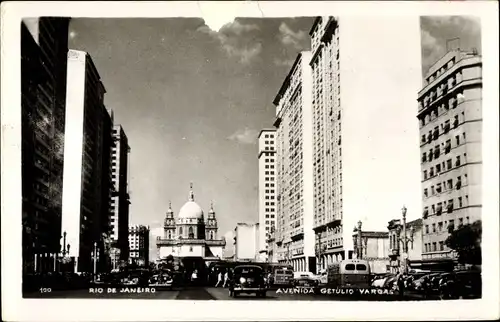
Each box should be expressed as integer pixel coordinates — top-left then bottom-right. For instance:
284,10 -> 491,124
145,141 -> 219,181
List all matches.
228,265 -> 267,298
293,271 -> 319,288
148,269 -> 174,289
121,269 -> 150,287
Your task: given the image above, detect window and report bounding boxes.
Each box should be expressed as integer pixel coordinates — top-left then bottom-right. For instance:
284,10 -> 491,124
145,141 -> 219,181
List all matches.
438,222 -> 443,231
423,170 -> 428,180
425,225 -> 429,234
458,197 -> 463,207
439,241 -> 444,251
447,179 -> 453,190
456,135 -> 460,146
345,264 -> 355,271
424,188 -> 428,197
432,242 -> 437,251
432,223 -> 436,232
356,264 -> 367,271
188,227 -> 194,238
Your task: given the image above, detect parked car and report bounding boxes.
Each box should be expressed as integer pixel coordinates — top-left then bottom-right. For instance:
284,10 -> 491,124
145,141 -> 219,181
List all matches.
371,274 -> 394,289
293,271 -> 319,288
148,269 -> 174,289
228,265 -> 267,298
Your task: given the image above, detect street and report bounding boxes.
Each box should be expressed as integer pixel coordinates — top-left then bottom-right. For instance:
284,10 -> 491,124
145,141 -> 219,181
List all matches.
25,286 -> 431,301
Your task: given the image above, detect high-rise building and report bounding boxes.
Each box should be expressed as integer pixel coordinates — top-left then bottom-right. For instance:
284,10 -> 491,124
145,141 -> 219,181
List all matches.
273,51 -> 315,272
309,17 -> 345,271
417,49 -> 482,269
61,49 -> 113,273
110,125 -> 131,263
307,16 -> 422,273
21,17 -> 70,274
257,129 -> 277,258
128,225 -> 150,266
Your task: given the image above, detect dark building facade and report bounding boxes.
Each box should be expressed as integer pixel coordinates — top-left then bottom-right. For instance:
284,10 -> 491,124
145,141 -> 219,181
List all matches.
110,125 -> 131,262
21,18 -> 70,274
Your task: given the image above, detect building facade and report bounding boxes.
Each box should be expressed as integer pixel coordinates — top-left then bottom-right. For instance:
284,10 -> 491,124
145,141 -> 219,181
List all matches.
257,129 -> 277,259
61,49 -> 113,273
156,184 -> 225,260
352,224 -> 390,274
387,218 -> 423,273
308,17 -> 347,272
234,223 -> 260,262
128,225 -> 150,266
21,18 -> 70,274
417,49 -> 482,268
110,125 -> 131,263
273,51 -> 316,273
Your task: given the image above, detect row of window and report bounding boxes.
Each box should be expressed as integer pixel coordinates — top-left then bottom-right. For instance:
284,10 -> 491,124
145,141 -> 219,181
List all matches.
425,216 -> 469,235
265,171 -> 275,175
423,195 -> 469,218
421,112 -> 464,146
423,153 -> 467,181
264,140 -> 275,145
424,175 -> 466,197
422,131 -> 465,163
264,134 -> 275,139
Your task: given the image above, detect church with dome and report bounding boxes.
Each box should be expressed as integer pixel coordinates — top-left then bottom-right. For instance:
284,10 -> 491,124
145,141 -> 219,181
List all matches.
156,184 -> 226,260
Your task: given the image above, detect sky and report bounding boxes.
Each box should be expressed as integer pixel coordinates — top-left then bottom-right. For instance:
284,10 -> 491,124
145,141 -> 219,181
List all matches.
67,15 -> 481,259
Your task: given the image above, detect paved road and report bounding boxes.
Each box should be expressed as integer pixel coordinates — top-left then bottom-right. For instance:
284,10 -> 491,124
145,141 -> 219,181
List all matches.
25,286 -> 429,301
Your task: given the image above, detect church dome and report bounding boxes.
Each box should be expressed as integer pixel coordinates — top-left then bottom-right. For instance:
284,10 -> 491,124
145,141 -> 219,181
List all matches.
177,183 -> 204,219
178,201 -> 204,219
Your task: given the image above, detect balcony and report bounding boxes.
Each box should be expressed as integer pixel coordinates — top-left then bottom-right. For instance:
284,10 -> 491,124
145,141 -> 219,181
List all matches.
445,142 -> 451,154
433,128 -> 440,140
444,123 -> 451,133
422,209 -> 429,219
447,203 -> 454,213
434,148 -> 440,159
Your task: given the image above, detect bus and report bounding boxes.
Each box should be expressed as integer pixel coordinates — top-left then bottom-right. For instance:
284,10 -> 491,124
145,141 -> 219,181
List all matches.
326,259 -> 371,288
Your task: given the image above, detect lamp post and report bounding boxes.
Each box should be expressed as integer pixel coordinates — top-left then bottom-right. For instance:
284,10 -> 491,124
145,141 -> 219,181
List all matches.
397,206 -> 414,274
353,220 -> 364,259
93,242 -> 98,282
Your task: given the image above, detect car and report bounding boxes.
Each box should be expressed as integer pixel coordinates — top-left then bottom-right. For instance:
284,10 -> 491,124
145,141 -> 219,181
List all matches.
148,270 -> 174,289
228,265 -> 267,298
293,271 -> 319,288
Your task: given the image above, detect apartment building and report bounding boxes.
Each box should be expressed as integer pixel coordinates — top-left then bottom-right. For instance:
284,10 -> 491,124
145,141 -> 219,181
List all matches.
110,125 -> 131,262
273,51 -> 316,272
61,49 -> 114,273
129,225 -> 150,266
417,49 -> 482,269
258,129 -> 277,258
309,17 -> 346,271
306,16 -> 422,273
21,18 -> 70,273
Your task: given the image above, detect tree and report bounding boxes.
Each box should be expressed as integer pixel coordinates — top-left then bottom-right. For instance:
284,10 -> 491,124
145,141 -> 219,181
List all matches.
445,220 -> 482,265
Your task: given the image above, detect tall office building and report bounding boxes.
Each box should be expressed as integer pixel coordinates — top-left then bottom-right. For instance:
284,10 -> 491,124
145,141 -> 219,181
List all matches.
110,125 -> 131,263
257,129 -> 277,258
306,16 -> 422,272
273,51 -> 315,272
21,17 -> 70,274
417,49 -> 482,269
61,49 -> 113,273
309,17 -> 345,270
128,225 -> 150,266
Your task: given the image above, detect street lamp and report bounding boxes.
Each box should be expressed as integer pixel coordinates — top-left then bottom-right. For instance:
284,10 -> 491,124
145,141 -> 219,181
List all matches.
396,205 -> 414,273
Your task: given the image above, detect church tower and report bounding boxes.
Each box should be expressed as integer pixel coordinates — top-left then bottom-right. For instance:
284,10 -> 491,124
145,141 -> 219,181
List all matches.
205,202 -> 218,240
164,201 -> 176,239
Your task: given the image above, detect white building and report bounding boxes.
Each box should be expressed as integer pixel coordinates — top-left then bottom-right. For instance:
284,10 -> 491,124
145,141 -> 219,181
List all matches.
273,51 -> 315,272
128,225 -> 149,266
306,16 -> 422,272
257,129 -> 277,259
61,49 -> 112,273
234,223 -> 260,262
155,184 -> 225,260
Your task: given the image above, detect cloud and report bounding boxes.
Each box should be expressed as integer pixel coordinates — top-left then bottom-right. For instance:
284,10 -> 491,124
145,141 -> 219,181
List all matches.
273,57 -> 295,67
227,128 -> 259,145
198,21 -> 262,64
151,227 -> 163,238
278,22 -> 307,50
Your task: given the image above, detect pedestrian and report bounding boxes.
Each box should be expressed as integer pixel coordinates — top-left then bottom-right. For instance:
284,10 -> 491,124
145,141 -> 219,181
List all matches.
223,270 -> 229,288
397,273 -> 406,299
191,269 -> 198,285
215,270 -> 223,287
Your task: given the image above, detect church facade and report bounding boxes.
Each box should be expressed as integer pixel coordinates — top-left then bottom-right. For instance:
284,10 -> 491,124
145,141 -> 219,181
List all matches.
156,184 -> 225,260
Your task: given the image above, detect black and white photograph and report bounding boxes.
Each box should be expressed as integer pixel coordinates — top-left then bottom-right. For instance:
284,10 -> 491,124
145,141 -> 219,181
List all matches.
1,1 -> 499,321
